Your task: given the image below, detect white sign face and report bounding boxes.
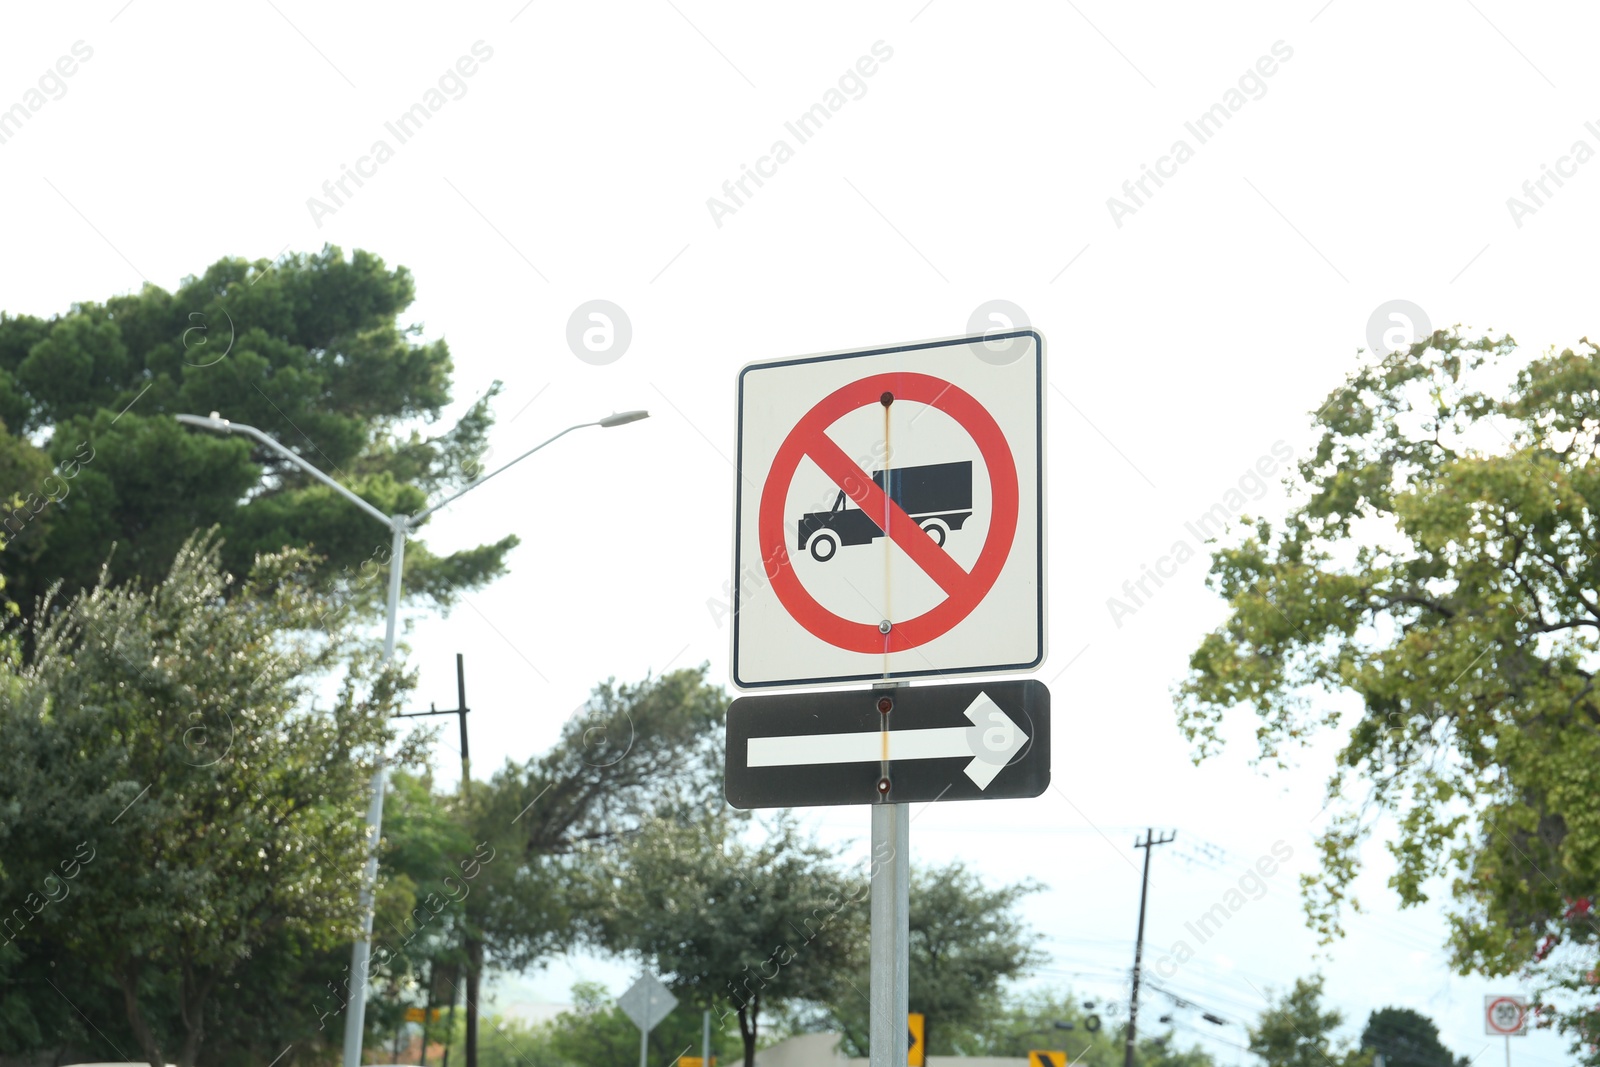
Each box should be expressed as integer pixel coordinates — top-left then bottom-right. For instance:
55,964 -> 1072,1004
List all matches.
1484,995 -> 1528,1036
619,973 -> 677,1033
732,332 -> 1045,689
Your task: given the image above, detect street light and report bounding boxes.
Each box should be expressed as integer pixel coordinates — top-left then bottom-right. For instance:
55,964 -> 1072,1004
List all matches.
175,407 -> 648,1067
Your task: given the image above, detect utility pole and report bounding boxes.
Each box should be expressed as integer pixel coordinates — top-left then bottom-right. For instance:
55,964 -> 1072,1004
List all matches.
1125,828 -> 1176,1067
393,654 -> 472,787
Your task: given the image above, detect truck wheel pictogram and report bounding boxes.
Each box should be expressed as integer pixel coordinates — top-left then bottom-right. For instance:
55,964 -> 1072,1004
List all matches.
921,518 -> 949,547
809,531 -> 839,562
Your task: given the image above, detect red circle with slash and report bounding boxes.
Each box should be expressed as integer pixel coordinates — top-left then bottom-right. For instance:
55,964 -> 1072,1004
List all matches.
758,372 -> 1019,654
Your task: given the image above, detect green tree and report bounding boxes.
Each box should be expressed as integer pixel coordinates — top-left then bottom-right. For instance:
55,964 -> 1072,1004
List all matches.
596,813 -> 863,1067
0,246 -> 513,625
1249,976 -> 1370,1067
360,769 -> 482,1061
1176,332 -> 1600,1059
1361,1007 -> 1468,1067
0,533 -> 415,1067
828,861 -> 1044,1056
456,668 -> 727,1067
541,981 -> 742,1067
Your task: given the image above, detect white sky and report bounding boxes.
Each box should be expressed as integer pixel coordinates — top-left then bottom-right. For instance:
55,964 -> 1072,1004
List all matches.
3,0 -> 1594,1062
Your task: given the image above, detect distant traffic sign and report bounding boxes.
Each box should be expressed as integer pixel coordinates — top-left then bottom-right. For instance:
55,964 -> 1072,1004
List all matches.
1485,995 -> 1528,1036
1030,1052 -> 1066,1067
619,973 -> 676,1034
725,679 -> 1050,808
733,333 -> 1046,689
908,1013 -> 925,1067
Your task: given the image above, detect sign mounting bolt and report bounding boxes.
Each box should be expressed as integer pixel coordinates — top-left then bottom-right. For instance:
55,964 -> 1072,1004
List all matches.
879,619 -> 892,634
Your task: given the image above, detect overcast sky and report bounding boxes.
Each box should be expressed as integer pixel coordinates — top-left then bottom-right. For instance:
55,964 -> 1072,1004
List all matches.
4,0 -> 1593,1062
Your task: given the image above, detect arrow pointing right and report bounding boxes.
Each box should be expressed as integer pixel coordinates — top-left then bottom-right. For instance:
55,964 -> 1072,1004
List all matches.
745,692 -> 1028,789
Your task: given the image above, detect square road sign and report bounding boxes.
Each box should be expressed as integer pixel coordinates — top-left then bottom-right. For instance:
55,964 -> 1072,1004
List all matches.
732,332 -> 1046,689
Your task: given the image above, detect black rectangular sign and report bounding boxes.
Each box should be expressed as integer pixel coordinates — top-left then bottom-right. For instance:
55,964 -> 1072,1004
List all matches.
725,679 -> 1050,809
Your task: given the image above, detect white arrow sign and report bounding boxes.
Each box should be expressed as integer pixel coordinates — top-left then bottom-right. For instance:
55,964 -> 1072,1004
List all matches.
745,692 -> 1028,788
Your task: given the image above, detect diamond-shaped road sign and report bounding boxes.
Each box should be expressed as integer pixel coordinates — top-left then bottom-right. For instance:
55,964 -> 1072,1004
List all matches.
619,973 -> 677,1034
725,679 -> 1050,808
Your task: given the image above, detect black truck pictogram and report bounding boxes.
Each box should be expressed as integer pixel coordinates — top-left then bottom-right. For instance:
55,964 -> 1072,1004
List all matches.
797,461 -> 973,562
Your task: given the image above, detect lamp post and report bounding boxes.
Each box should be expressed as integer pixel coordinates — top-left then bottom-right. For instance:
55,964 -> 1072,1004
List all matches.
175,407 -> 648,1067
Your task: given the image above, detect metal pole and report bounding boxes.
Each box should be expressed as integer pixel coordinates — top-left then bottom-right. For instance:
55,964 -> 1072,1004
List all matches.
869,803 -> 909,1067
344,519 -> 407,1067
440,965 -> 459,1067
638,984 -> 651,1067
1505,1034 -> 1510,1067
702,1009 -> 711,1067
420,959 -> 435,1067
456,653 -> 470,789
1124,830 -> 1174,1067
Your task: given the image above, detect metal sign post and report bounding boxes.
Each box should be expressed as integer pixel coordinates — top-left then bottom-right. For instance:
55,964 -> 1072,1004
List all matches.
869,802 -> 909,1067
726,333 -> 1053,1067
620,973 -> 677,1067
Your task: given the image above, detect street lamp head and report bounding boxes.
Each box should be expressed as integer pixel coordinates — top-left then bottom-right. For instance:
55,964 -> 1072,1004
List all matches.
175,412 -> 233,433
598,409 -> 649,428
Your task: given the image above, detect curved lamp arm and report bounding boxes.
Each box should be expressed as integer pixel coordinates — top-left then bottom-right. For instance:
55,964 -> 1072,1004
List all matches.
177,409 -> 648,529
410,409 -> 648,524
175,413 -> 395,529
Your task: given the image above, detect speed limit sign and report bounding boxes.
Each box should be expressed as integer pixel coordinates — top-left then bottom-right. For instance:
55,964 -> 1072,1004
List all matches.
1484,995 -> 1529,1036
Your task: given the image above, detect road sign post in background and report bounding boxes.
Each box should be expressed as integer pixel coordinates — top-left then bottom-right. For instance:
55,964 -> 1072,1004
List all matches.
727,333 -> 1049,1067
620,973 -> 677,1067
1485,995 -> 1528,1067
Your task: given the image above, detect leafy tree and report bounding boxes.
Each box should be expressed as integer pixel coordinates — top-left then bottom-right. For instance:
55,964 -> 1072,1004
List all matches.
1176,331 -> 1600,1059
0,245 -> 513,626
541,981 -> 741,1067
1249,976 -> 1370,1067
427,984 -> 742,1067
0,533 -> 415,1067
1361,1007 -> 1468,1067
828,861 -> 1044,1056
595,812 -> 863,1067
359,769 -> 482,1060
456,668 -> 726,1067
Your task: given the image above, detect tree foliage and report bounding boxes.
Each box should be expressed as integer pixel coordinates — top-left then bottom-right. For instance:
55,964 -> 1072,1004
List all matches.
447,668 -> 725,1067
1360,1006 -> 1467,1067
1248,976 -> 1370,1067
0,245 -> 513,626
828,861 -> 1044,1056
595,812 -> 863,1067
1177,331 -> 1600,1057
0,533 -> 414,1067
